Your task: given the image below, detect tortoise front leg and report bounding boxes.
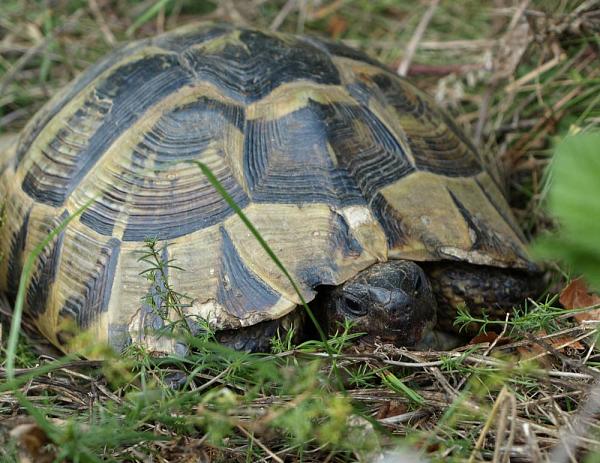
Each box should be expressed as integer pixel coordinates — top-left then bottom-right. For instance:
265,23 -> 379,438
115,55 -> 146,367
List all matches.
214,308 -> 305,352
424,262 -> 544,334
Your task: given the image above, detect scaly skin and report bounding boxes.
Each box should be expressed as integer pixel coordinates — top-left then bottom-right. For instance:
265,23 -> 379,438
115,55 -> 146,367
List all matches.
423,262 -> 545,335
215,308 -> 305,352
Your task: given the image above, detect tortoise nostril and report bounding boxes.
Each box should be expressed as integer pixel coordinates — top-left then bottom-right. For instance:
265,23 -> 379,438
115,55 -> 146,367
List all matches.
393,303 -> 411,314
386,291 -> 412,315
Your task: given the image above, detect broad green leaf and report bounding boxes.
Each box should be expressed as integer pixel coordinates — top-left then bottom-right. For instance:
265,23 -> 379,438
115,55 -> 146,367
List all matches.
534,132 -> 600,289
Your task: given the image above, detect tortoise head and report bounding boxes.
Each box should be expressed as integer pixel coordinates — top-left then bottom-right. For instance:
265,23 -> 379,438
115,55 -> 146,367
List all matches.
321,260 -> 437,346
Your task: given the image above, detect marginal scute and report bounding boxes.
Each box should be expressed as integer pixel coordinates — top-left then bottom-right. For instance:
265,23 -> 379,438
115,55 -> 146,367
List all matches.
26,210 -> 68,317
0,134 -> 18,172
5,204 -> 31,298
369,193 -> 411,250
474,173 -> 525,241
217,227 -> 282,319
439,176 -> 530,268
339,205 -> 388,262
34,223 -> 121,347
380,171 -> 530,269
0,170 -> 35,297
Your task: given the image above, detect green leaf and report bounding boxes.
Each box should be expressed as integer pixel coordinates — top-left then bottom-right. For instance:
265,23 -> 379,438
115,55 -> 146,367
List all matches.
533,132 -> 600,289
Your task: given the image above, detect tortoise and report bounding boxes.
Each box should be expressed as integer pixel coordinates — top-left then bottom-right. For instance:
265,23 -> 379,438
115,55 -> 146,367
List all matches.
0,23 -> 541,355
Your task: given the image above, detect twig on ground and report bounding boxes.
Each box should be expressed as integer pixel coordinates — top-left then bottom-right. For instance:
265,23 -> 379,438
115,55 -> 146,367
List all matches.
397,0 -> 440,76
0,9 -> 84,95
269,0 -> 297,31
468,386 -> 511,463
237,425 -> 284,463
88,0 -> 117,46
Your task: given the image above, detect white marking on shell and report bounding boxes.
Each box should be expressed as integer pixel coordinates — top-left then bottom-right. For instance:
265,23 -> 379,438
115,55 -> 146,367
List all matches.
189,298 -> 222,325
190,296 -> 297,329
468,227 -> 477,243
342,205 -> 374,229
337,204 -> 388,262
438,247 -> 500,267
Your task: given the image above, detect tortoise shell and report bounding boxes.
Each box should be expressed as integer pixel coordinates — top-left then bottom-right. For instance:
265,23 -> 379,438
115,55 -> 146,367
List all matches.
0,23 -> 532,353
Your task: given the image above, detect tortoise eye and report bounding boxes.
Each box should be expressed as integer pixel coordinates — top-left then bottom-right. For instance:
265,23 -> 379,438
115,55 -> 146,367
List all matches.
344,297 -> 367,317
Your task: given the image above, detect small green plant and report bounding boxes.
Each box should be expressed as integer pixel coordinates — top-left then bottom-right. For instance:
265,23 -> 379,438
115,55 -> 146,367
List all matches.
344,362 -> 379,388
381,370 -> 425,405
137,237 -> 192,338
295,319 -> 364,354
454,294 -> 566,336
270,324 -> 298,353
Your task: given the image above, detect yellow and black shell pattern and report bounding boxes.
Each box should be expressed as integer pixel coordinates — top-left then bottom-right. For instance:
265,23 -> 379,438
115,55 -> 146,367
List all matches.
0,23 -> 532,353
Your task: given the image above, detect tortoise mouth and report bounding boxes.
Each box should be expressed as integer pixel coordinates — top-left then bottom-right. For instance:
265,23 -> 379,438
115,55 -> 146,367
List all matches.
352,316 -> 437,347
368,313 -> 437,347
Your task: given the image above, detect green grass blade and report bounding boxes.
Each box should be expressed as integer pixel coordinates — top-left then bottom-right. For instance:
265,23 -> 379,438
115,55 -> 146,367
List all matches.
14,390 -> 58,437
380,370 -> 425,405
126,0 -> 173,37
